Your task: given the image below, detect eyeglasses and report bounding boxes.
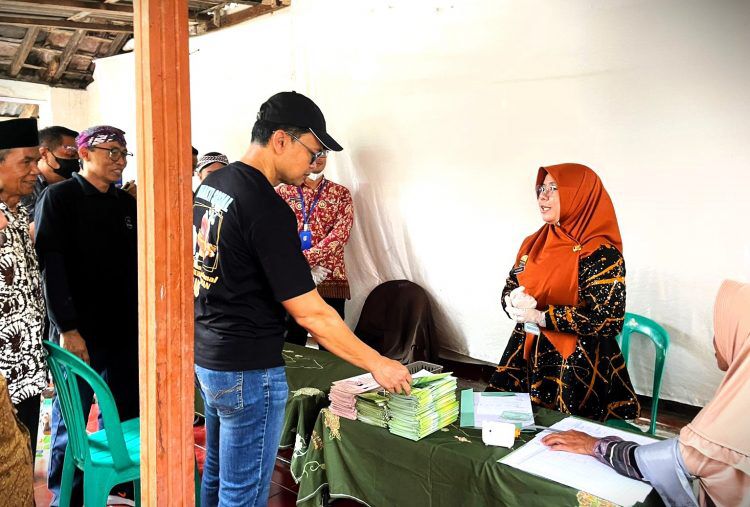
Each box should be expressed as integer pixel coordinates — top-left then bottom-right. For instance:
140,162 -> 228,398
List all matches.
284,131 -> 328,165
59,145 -> 79,156
90,146 -> 133,162
536,183 -> 558,197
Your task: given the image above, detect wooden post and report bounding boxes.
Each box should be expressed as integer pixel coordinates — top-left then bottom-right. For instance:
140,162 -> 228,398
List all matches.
134,0 -> 195,504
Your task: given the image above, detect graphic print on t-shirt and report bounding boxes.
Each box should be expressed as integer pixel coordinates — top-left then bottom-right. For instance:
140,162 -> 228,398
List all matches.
193,184 -> 233,297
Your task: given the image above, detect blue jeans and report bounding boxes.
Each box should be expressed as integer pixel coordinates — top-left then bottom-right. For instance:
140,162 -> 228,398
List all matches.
195,365 -> 288,507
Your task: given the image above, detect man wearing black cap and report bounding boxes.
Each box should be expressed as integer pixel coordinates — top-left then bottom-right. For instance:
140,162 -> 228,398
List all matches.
193,91 -> 411,506
0,118 -> 46,458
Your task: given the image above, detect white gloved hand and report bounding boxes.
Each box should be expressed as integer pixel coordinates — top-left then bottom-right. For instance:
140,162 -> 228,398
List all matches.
311,266 -> 331,285
506,306 -> 547,327
509,286 -> 537,309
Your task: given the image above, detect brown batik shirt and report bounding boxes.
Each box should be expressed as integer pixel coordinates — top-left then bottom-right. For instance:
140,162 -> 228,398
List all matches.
0,202 -> 46,405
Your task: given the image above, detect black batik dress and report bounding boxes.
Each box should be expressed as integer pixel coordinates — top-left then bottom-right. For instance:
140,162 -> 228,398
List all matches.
487,244 -> 640,421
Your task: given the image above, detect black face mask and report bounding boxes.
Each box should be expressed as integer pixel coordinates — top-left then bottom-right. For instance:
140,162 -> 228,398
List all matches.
52,155 -> 80,179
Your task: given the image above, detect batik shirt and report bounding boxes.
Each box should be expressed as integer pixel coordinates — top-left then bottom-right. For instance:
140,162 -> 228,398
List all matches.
0,202 -> 46,405
488,244 -> 640,421
276,177 -> 354,299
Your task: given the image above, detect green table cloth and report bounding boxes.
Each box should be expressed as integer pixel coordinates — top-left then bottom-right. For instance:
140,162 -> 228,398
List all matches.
291,407 -> 665,507
280,343 -> 365,449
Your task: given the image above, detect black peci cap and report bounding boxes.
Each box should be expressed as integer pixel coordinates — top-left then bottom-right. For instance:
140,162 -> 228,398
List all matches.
257,91 -> 342,152
0,118 -> 39,150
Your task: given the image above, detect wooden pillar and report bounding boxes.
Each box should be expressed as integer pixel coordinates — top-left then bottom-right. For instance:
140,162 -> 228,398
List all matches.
134,0 -> 195,504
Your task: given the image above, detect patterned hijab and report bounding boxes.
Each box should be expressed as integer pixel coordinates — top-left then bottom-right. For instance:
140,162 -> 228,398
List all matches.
515,163 -> 622,358
680,280 -> 750,475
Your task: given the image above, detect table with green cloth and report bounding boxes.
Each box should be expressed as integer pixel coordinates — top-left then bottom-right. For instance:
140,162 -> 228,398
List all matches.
290,407 -> 665,507
279,343 -> 365,449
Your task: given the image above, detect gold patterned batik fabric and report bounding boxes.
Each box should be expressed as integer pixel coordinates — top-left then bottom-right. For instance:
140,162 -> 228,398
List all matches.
488,244 -> 640,421
0,374 -> 34,507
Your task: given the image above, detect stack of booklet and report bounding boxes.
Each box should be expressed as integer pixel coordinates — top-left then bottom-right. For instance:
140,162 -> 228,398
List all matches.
329,372 -> 381,420
355,391 -> 390,428
387,372 -> 459,441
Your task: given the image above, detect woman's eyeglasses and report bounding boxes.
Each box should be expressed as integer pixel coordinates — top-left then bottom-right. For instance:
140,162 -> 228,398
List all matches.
90,146 -> 133,162
284,131 -> 328,165
536,183 -> 558,197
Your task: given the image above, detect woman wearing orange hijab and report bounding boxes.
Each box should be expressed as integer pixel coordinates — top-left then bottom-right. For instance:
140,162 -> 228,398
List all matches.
487,163 -> 640,421
542,280 -> 750,506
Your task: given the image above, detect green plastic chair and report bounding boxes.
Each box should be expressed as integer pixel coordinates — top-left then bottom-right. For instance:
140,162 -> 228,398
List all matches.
607,313 -> 669,435
44,341 -> 202,507
44,340 -> 141,507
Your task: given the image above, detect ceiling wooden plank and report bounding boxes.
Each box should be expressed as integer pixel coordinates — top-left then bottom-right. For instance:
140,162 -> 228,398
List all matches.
206,3 -> 287,33
68,12 -> 93,22
18,102 -> 38,118
0,73 -> 87,89
52,29 -> 85,82
0,15 -> 133,33
104,32 -> 129,57
8,26 -> 38,77
0,0 -> 132,15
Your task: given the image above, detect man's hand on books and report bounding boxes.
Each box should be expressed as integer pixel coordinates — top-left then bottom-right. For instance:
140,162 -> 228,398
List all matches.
371,357 -> 412,395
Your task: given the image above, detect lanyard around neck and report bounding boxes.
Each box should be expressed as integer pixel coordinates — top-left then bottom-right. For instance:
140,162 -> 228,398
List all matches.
298,180 -> 327,230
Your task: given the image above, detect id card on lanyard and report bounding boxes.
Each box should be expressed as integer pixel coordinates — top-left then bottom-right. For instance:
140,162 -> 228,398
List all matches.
298,180 -> 327,251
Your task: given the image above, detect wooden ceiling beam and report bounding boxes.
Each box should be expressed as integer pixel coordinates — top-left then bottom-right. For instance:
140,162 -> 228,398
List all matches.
8,26 -> 38,77
0,0 -> 132,15
52,29 -> 85,82
0,15 -> 133,33
0,73 -> 87,89
205,3 -> 287,33
104,32 -> 129,57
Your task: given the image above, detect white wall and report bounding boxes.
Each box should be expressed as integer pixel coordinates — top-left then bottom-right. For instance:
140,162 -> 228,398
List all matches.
0,79 -> 88,129
83,0 -> 750,406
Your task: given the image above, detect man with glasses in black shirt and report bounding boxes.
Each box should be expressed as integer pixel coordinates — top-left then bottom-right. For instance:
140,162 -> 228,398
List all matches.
35,125 -> 138,507
193,91 -> 412,507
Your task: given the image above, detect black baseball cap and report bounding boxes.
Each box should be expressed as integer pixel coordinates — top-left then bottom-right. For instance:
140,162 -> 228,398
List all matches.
257,91 -> 343,152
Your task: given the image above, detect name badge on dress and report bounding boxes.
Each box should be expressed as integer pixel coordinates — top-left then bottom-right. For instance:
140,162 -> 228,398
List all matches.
299,230 -> 312,251
512,255 -> 528,275
524,322 -> 541,335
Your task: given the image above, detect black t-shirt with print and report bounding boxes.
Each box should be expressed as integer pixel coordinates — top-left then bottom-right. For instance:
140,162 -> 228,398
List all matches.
193,162 -> 315,371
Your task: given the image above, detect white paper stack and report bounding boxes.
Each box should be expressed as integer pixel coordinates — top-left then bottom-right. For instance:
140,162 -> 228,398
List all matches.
329,372 -> 381,420
500,417 -> 658,506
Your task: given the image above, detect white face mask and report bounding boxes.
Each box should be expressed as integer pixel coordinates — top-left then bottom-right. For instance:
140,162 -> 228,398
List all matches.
308,171 -> 324,181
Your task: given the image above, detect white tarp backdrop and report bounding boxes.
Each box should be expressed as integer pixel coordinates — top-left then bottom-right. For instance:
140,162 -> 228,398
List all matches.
81,0 -> 750,407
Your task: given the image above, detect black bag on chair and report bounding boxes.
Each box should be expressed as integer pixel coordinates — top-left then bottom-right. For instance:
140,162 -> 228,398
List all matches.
354,280 -> 438,363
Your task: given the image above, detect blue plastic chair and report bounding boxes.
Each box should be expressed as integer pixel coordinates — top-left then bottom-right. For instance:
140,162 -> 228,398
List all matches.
607,313 -> 669,435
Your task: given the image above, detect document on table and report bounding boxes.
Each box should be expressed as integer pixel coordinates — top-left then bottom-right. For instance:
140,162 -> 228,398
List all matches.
460,389 -> 535,429
500,417 -> 659,506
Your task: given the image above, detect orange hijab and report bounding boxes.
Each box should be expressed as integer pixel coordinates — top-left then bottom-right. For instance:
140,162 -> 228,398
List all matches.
516,163 -> 623,359
680,280 -> 750,475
